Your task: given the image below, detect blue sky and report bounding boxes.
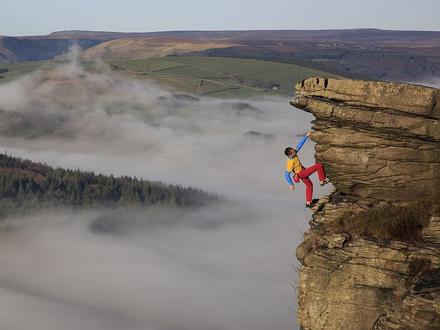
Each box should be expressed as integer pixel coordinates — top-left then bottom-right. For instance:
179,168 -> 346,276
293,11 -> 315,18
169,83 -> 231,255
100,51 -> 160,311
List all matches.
2,0 -> 440,36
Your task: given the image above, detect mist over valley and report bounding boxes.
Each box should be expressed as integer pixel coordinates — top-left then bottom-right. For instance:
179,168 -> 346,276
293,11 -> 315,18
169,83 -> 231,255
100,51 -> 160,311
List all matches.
0,52 -> 332,330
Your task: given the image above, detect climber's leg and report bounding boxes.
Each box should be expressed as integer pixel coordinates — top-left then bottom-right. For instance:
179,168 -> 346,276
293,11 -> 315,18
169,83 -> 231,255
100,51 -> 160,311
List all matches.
299,163 -> 327,182
301,176 -> 313,204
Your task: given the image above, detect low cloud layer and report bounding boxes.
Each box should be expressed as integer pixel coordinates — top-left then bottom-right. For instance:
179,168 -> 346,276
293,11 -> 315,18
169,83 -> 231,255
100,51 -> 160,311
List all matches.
0,54 -> 332,330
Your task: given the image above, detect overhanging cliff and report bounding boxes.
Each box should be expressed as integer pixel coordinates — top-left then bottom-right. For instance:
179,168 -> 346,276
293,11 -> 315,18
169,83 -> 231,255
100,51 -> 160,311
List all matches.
291,78 -> 440,330
292,78 -> 439,204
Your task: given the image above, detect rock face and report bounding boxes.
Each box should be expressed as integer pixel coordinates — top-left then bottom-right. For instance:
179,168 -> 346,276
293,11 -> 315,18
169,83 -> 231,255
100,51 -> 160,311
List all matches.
292,77 -> 440,204
291,78 -> 440,330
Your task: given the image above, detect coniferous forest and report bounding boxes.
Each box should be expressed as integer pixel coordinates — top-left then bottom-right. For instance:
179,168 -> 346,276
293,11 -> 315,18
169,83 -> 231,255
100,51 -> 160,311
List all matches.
0,153 -> 216,219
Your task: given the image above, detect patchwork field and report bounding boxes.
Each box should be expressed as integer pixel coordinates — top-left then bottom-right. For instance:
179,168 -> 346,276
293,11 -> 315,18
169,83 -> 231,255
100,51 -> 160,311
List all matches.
108,56 -> 338,97
0,56 -> 338,98
0,60 -> 52,83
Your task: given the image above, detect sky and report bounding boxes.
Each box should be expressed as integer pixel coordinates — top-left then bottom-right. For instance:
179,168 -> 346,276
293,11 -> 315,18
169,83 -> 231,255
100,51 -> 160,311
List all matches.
1,0 -> 440,36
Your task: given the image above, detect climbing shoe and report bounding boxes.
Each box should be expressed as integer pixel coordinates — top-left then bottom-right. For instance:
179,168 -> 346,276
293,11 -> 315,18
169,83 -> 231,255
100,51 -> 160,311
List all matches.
319,178 -> 330,186
306,200 -> 318,208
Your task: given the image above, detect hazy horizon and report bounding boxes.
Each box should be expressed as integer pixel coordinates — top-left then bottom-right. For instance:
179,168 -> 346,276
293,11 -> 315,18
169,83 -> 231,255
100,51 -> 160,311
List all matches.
2,0 -> 440,36
4,27 -> 440,38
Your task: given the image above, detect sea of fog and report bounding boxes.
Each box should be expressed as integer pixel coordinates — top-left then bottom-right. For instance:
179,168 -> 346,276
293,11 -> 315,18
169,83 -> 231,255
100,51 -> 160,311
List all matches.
0,54 -> 333,330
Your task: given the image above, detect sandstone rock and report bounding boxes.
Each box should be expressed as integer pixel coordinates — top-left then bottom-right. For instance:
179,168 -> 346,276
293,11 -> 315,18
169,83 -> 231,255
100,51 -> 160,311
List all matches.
298,231 -> 440,330
294,77 -> 440,119
422,217 -> 440,244
327,233 -> 350,248
293,78 -> 440,330
291,77 -> 440,204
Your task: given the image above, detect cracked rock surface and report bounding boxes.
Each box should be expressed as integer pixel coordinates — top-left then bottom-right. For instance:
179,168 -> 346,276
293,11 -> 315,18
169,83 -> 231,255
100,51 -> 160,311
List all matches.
292,78 -> 440,330
292,77 -> 440,204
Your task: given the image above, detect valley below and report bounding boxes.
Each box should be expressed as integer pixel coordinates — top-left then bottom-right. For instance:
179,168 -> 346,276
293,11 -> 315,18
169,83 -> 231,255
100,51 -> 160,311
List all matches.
0,55 -> 333,330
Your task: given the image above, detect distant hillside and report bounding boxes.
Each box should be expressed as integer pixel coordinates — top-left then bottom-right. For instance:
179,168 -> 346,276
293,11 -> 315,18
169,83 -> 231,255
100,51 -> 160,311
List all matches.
108,56 -> 340,97
82,38 -> 237,60
0,56 -> 338,98
194,41 -> 440,81
0,36 -> 101,63
2,29 -> 440,81
50,29 -> 440,81
0,154 -> 215,219
47,29 -> 440,45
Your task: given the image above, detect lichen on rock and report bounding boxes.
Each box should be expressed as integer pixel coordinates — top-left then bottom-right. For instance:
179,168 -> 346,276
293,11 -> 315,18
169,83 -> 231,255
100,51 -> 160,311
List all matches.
292,77 -> 440,330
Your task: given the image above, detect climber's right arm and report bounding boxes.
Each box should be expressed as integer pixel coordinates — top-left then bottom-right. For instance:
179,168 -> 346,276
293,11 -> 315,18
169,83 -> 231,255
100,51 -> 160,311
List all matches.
295,134 -> 309,152
285,171 -> 295,191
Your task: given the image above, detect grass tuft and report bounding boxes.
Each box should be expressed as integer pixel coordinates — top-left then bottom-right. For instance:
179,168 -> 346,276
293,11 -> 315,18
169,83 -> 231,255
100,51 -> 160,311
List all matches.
328,197 -> 439,243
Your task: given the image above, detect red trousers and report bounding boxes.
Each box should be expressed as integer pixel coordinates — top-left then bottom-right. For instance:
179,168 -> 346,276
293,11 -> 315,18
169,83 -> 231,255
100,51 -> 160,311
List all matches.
297,163 -> 326,203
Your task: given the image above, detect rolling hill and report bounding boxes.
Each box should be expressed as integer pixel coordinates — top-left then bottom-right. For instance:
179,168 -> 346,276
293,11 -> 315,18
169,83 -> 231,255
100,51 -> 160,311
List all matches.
0,56 -> 339,98
82,38 -> 237,59
2,29 -> 440,81
45,29 -> 440,45
0,35 -> 101,63
108,56 -> 339,97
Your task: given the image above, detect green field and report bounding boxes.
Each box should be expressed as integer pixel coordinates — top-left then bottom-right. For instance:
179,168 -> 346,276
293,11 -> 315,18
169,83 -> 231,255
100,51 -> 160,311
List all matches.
0,60 -> 52,83
0,56 -> 338,98
109,56 -> 339,97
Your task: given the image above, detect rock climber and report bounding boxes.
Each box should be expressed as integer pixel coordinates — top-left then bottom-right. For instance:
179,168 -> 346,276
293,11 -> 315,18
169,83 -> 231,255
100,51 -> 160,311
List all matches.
284,131 -> 329,208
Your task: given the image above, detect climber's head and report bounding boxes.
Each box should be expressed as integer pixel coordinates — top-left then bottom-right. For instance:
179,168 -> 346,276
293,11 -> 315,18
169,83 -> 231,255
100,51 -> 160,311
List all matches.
284,147 -> 296,158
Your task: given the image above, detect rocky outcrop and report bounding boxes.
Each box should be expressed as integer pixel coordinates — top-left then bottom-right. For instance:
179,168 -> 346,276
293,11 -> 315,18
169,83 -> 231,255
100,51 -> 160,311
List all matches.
291,78 -> 440,329
292,77 -> 440,204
